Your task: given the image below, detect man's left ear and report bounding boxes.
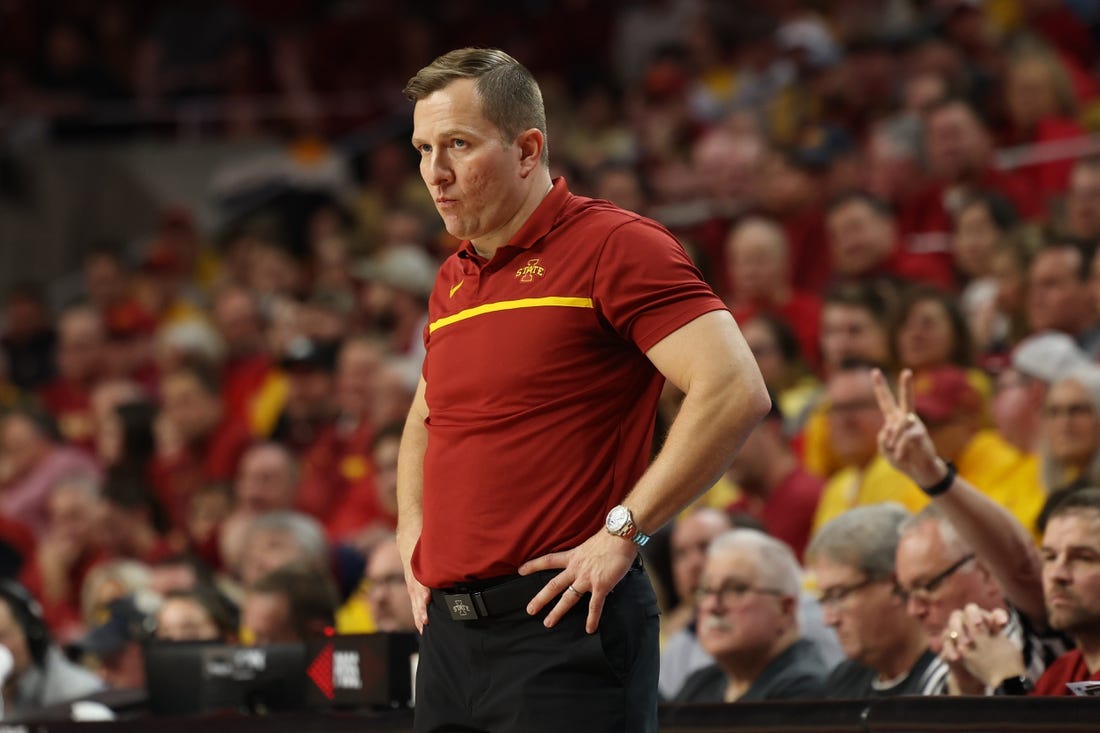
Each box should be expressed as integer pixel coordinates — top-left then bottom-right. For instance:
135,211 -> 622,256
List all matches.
516,128 -> 544,175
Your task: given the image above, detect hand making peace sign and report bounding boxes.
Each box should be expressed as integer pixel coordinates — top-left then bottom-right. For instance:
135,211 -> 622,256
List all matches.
870,368 -> 951,489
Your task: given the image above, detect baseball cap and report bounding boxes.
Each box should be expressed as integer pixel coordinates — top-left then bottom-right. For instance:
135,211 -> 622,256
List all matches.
353,246 -> 438,299
911,366 -> 982,424
79,594 -> 159,658
1011,331 -> 1089,385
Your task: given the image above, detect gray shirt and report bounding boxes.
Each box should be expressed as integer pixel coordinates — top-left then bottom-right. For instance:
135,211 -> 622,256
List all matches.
8,647 -> 105,718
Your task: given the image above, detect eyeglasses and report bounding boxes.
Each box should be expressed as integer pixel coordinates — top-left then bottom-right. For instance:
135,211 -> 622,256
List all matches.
897,553 -> 975,604
1042,402 -> 1095,420
815,577 -> 882,609
363,573 -> 406,594
694,578 -> 785,607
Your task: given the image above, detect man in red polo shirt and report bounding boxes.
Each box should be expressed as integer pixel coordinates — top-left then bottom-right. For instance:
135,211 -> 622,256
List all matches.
397,48 -> 769,733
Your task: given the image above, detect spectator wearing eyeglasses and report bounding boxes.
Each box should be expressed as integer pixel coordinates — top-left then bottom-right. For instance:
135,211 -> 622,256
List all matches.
895,506 -> 1067,693
672,529 -> 826,703
1036,365 -> 1100,528
362,535 -> 415,633
807,503 -> 950,697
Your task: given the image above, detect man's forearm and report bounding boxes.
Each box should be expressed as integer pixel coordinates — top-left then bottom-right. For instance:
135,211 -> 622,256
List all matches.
627,371 -> 769,534
396,402 -> 428,576
934,473 -> 1046,625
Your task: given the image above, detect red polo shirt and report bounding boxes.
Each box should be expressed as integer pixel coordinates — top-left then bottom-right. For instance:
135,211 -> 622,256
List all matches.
413,178 -> 726,587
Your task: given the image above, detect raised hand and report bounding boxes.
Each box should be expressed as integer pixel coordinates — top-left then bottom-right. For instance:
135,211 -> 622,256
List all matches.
870,368 -> 948,488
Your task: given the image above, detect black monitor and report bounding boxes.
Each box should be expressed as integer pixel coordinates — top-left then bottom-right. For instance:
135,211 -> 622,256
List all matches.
143,641 -> 308,716
304,632 -> 419,710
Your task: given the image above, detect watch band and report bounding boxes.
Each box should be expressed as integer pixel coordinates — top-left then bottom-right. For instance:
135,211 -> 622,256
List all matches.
994,675 -> 1033,696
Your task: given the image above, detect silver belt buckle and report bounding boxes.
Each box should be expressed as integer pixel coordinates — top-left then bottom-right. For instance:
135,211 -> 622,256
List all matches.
443,593 -> 479,621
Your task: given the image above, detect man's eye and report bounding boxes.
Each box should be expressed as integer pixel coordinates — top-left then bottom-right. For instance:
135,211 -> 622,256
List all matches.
453,139 -> 466,148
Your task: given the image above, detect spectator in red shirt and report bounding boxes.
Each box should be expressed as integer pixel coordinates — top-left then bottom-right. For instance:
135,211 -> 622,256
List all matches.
1027,241 -> 1100,357
1000,45 -> 1088,205
150,363 -> 254,533
296,337 -> 387,544
899,98 -> 1039,264
826,192 -> 954,290
37,303 -> 107,450
725,216 -> 822,370
219,442 -> 299,572
922,486 -> 1100,696
0,408 -> 100,538
1063,156 -> 1100,243
20,475 -> 106,642
726,400 -> 824,561
267,337 -> 339,456
212,285 -> 273,426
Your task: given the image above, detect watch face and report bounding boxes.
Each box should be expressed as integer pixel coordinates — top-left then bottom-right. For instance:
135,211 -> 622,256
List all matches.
606,505 -> 630,533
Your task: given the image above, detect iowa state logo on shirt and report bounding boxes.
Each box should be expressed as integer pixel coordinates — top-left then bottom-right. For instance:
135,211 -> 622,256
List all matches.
515,258 -> 545,282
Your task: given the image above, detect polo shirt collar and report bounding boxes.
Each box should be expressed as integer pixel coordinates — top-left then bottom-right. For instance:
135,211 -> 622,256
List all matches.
457,177 -> 570,260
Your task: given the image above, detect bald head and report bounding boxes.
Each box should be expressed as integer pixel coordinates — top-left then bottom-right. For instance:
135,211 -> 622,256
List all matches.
725,216 -> 790,301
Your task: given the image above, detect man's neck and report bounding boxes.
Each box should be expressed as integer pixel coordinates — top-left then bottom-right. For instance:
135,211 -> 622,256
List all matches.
873,629 -> 928,681
720,629 -> 797,700
471,173 -> 554,259
1076,634 -> 1100,674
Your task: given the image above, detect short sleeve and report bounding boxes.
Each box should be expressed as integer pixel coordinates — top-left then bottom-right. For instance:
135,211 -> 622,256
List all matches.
592,219 -> 727,353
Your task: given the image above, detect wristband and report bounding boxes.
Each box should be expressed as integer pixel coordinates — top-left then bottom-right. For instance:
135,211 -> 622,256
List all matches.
921,461 -> 956,496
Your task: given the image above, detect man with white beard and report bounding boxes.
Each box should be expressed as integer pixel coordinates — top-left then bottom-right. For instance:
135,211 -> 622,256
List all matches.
672,529 -> 827,702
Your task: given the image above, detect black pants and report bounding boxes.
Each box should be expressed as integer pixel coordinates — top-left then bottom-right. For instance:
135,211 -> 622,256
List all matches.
414,566 -> 660,732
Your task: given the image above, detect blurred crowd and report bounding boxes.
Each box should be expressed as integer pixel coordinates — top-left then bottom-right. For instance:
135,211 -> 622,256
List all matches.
1,0 -> 1100,719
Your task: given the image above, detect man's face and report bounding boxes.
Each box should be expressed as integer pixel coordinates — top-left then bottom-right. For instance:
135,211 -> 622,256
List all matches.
696,548 -> 790,662
156,598 -> 220,642
826,201 -> 894,277
820,305 -> 889,373
364,541 -> 415,633
0,415 -> 48,482
373,436 -> 400,517
896,298 -> 954,371
726,222 -> 787,302
1067,165 -> 1100,240
824,370 -> 884,468
236,446 -> 296,514
670,512 -> 731,603
336,342 -> 381,418
1041,378 -> 1099,470
47,485 -> 98,546
812,557 -> 908,670
412,78 -> 532,248
0,601 -> 32,677
160,372 -> 220,444
56,310 -> 105,384
895,521 -> 993,652
1027,248 -> 1090,334
1041,511 -> 1100,637
242,591 -> 296,645
925,103 -> 988,180
214,291 -> 260,355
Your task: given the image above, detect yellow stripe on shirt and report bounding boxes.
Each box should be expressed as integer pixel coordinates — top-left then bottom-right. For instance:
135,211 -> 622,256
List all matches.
428,296 -> 594,334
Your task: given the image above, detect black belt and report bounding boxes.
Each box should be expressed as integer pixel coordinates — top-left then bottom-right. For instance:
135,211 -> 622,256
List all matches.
430,557 -> 644,622
431,569 -> 562,621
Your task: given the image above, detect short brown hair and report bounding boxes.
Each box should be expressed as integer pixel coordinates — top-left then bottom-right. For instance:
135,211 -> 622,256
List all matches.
404,47 -> 548,166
